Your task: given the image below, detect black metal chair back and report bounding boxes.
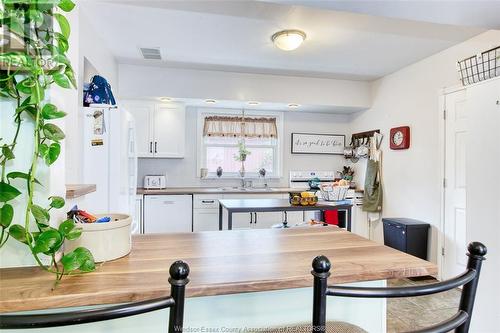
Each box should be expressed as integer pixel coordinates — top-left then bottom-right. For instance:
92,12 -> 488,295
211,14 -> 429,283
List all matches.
311,242 -> 487,333
0,260 -> 190,332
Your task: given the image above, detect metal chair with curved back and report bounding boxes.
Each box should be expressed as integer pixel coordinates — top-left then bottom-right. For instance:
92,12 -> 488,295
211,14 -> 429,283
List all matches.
312,242 -> 487,333
0,260 -> 190,332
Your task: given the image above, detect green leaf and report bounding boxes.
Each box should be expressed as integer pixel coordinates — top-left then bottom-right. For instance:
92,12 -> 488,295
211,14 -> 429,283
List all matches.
9,224 -> 31,245
45,142 -> 61,165
39,143 -> 49,158
32,228 -> 63,254
43,124 -> 65,141
58,0 -> 75,12
28,9 -> 44,27
64,66 -> 76,88
54,13 -> 70,39
58,219 -> 75,235
52,72 -> 71,89
0,204 -> 14,228
55,33 -> 69,53
31,204 -> 50,224
6,171 -> 42,185
16,78 -> 33,95
61,247 -> 95,272
59,219 -> 82,240
0,182 -> 21,202
41,103 -> 66,119
49,196 -> 65,209
65,227 -> 82,241
2,145 -> 15,160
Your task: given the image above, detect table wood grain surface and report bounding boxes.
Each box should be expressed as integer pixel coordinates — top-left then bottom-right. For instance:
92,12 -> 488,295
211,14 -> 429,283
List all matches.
0,227 -> 436,313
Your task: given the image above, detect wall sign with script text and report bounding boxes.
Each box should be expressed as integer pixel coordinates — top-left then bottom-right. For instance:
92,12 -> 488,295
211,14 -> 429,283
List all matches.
291,133 -> 345,155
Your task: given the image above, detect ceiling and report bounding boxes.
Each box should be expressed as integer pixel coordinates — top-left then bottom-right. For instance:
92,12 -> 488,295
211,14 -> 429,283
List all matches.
82,0 -> 486,82
269,1 -> 500,30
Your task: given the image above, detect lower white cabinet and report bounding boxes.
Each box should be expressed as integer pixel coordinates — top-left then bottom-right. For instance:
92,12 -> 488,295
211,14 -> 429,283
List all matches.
193,209 -> 220,232
144,195 -> 192,233
134,195 -> 143,234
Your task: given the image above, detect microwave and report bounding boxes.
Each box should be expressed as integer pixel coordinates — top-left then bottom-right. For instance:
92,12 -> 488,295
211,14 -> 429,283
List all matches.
144,175 -> 166,189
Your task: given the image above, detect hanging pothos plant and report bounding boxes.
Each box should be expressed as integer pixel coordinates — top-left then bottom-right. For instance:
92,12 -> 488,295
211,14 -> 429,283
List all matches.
0,0 -> 95,284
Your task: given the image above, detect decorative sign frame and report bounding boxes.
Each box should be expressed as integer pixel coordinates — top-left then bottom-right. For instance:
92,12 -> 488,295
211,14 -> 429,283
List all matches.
291,133 -> 345,155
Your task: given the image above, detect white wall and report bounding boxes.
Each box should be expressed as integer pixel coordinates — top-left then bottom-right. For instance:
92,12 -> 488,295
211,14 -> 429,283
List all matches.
349,30 -> 500,265
118,64 -> 372,111
64,4 -> 118,185
137,107 -> 351,188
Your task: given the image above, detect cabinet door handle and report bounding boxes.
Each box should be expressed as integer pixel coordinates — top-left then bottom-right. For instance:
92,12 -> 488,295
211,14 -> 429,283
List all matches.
154,142 -> 158,153
254,212 -> 257,225
249,212 -> 253,224
202,200 -> 215,204
149,142 -> 153,153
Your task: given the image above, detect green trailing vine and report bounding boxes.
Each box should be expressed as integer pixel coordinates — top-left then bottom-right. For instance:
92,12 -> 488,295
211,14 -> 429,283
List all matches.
0,0 -> 95,284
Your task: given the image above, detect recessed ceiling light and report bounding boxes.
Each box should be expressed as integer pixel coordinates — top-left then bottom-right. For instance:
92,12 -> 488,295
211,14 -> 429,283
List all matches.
288,103 -> 300,109
271,29 -> 306,51
160,97 -> 172,102
248,101 -> 260,106
205,99 -> 217,104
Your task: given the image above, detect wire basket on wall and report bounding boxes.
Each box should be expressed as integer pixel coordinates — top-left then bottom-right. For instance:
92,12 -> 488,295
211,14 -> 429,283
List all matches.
457,45 -> 500,86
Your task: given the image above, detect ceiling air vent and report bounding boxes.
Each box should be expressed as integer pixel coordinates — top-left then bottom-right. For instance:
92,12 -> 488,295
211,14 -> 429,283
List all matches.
139,47 -> 161,60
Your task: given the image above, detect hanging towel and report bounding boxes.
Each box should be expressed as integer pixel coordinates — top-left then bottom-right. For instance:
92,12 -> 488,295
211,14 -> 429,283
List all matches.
363,159 -> 383,212
363,134 -> 383,213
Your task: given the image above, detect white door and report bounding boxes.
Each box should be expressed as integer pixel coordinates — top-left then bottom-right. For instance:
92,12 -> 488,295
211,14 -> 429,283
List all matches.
143,195 -> 192,233
122,101 -> 153,157
443,89 -> 468,279
153,104 -> 185,158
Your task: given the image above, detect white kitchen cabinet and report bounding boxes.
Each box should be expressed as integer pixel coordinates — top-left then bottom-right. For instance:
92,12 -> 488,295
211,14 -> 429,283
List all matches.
134,195 -> 143,234
193,209 -> 220,232
121,100 -> 185,158
153,104 -> 185,158
193,194 -> 222,232
222,193 -> 289,230
144,195 -> 192,233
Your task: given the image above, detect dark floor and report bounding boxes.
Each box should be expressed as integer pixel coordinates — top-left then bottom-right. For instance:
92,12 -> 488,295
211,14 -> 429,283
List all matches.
387,278 -> 461,332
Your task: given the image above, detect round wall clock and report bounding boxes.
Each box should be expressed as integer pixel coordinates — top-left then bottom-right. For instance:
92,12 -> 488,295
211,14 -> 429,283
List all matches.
390,126 -> 410,150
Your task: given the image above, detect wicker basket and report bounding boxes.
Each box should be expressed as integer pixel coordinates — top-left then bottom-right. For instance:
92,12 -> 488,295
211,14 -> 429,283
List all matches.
320,186 -> 349,201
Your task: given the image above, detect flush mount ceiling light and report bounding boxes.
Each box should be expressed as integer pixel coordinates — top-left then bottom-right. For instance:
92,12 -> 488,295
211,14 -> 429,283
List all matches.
288,103 -> 300,109
247,101 -> 260,106
271,29 -> 306,51
160,97 -> 172,102
205,99 -> 217,104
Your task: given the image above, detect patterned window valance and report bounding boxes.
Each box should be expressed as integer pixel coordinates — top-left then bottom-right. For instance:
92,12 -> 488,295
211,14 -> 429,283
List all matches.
203,115 -> 278,138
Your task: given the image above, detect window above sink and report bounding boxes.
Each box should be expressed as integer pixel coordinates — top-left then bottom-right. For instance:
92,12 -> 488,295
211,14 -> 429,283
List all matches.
197,109 -> 284,179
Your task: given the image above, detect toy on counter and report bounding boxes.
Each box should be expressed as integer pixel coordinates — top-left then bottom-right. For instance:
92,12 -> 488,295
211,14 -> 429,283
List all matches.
67,205 -> 110,223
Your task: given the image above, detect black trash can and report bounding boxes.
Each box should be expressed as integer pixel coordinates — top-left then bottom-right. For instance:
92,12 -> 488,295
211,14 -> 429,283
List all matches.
382,218 -> 430,260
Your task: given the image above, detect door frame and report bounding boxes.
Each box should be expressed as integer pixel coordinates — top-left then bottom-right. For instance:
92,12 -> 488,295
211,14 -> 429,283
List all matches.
437,85 -> 465,281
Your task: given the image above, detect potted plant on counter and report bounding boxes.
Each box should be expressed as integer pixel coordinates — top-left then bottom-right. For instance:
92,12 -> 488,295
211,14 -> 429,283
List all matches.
234,139 -> 251,178
0,0 -> 95,285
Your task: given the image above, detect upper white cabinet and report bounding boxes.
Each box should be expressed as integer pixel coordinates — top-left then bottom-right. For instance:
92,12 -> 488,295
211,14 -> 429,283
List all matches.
122,100 -> 185,158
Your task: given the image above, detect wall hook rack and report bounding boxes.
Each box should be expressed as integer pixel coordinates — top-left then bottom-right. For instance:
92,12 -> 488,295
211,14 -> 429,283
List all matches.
350,129 -> 380,145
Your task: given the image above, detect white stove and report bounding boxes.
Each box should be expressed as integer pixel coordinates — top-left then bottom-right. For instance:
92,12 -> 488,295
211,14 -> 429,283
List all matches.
289,170 -> 336,189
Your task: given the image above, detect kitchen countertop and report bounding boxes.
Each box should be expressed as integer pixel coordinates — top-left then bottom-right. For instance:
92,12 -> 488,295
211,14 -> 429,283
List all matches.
137,187 -> 364,195
0,227 -> 436,313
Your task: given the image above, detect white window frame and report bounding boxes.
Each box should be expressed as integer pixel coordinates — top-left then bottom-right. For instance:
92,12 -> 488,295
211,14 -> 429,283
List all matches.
196,108 -> 284,179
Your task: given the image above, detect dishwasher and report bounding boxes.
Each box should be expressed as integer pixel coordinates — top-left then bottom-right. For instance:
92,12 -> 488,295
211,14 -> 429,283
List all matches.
143,195 -> 192,233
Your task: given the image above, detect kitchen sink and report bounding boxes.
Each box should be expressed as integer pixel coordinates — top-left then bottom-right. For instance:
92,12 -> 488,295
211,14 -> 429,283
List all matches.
217,187 -> 279,192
